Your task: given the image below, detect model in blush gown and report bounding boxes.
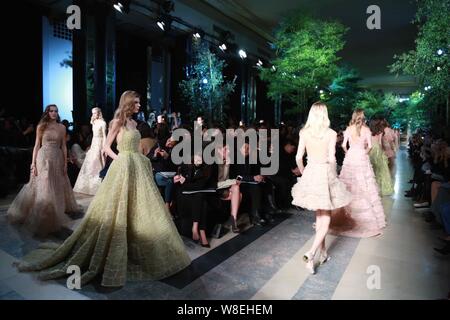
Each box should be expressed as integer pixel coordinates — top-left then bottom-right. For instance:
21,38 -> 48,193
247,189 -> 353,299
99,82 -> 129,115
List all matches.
330,109 -> 386,238
73,108 -> 107,195
291,102 -> 352,274
7,104 -> 81,237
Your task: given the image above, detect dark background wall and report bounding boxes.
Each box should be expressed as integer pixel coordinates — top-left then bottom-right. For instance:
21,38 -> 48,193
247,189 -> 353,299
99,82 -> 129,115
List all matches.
1,2 -> 43,124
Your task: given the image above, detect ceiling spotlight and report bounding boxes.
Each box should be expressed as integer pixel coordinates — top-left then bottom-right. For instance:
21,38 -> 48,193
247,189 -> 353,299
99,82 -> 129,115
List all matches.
238,49 -> 247,59
219,43 -> 227,51
271,65 -> 276,72
157,14 -> 172,32
113,2 -> 123,13
319,90 -> 324,94
202,78 -> 208,84
193,33 -> 201,39
437,66 -> 442,71
113,1 -> 130,14
157,21 -> 165,31
256,59 -> 263,67
437,49 -> 443,55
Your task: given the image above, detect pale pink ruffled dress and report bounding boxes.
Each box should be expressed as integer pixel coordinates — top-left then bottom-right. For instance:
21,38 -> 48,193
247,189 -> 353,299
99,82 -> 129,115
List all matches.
330,126 -> 386,238
291,128 -> 351,211
382,127 -> 396,159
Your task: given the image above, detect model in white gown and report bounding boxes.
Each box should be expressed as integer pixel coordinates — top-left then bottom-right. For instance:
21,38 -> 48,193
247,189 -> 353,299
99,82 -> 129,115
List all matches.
73,108 -> 106,195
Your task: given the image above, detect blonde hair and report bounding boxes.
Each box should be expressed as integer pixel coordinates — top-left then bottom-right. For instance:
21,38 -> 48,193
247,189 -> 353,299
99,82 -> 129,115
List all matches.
90,107 -> 104,125
302,101 -> 330,138
113,90 -> 140,128
38,104 -> 60,132
349,109 -> 365,136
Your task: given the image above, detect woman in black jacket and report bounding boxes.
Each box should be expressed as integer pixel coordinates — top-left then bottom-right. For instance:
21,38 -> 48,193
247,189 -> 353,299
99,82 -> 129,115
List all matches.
174,155 -> 213,247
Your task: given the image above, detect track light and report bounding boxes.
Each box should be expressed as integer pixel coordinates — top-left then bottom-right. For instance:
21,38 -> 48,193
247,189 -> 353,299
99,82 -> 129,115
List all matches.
113,1 -> 130,14
157,14 -> 172,32
256,59 -> 263,67
271,65 -> 276,72
219,43 -> 227,51
157,21 -> 165,31
238,49 -> 247,59
193,32 -> 201,39
437,49 -> 443,55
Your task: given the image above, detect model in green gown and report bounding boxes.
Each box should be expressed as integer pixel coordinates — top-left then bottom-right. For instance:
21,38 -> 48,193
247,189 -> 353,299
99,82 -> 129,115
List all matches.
15,91 -> 190,287
369,133 -> 394,196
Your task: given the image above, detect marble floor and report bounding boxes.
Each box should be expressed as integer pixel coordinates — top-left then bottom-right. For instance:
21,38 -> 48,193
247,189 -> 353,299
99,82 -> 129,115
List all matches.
0,148 -> 448,300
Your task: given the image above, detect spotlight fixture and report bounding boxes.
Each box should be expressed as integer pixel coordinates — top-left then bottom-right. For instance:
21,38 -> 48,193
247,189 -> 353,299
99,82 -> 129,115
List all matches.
156,14 -> 172,32
238,49 -> 247,59
256,59 -> 263,67
219,43 -> 227,51
113,1 -> 130,14
437,66 -> 442,71
319,90 -> 324,94
202,78 -> 208,84
157,20 -> 165,31
437,49 -> 443,55
271,65 -> 276,72
192,29 -> 204,39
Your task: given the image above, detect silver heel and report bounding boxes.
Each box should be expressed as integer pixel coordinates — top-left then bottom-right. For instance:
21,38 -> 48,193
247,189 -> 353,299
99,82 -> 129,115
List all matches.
303,252 -> 316,274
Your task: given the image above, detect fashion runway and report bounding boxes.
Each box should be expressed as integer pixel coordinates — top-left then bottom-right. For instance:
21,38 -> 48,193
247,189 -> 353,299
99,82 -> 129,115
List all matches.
0,148 -> 448,300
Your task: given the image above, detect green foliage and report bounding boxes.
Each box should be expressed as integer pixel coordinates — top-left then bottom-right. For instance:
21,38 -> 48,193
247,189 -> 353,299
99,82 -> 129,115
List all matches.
355,90 -> 385,119
389,91 -> 429,131
260,12 -> 348,115
323,66 -> 362,128
179,41 -> 235,124
390,0 -> 450,101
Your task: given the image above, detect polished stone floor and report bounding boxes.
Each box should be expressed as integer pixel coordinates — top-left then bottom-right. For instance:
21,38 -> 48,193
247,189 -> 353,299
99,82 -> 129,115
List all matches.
0,148 -> 449,300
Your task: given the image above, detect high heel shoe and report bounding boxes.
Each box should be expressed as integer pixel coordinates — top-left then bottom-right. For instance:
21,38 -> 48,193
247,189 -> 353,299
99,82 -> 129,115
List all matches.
200,242 -> 211,248
319,251 -> 331,265
231,216 -> 240,233
302,252 -> 315,274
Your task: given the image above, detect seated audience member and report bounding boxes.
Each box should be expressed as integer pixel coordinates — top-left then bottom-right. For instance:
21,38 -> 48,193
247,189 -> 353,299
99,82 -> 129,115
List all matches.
148,136 -> 177,212
175,155 -> 213,248
216,144 -> 242,233
229,142 -> 275,226
270,139 -> 300,210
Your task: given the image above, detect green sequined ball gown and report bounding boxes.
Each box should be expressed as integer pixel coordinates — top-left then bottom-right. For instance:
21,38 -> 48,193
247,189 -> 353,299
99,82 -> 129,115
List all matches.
15,128 -> 191,287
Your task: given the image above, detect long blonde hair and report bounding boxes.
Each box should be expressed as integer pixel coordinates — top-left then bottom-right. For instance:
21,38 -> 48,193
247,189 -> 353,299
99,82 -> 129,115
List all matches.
90,107 -> 104,125
113,90 -> 140,128
349,109 -> 365,136
302,101 -> 330,138
38,104 -> 61,132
